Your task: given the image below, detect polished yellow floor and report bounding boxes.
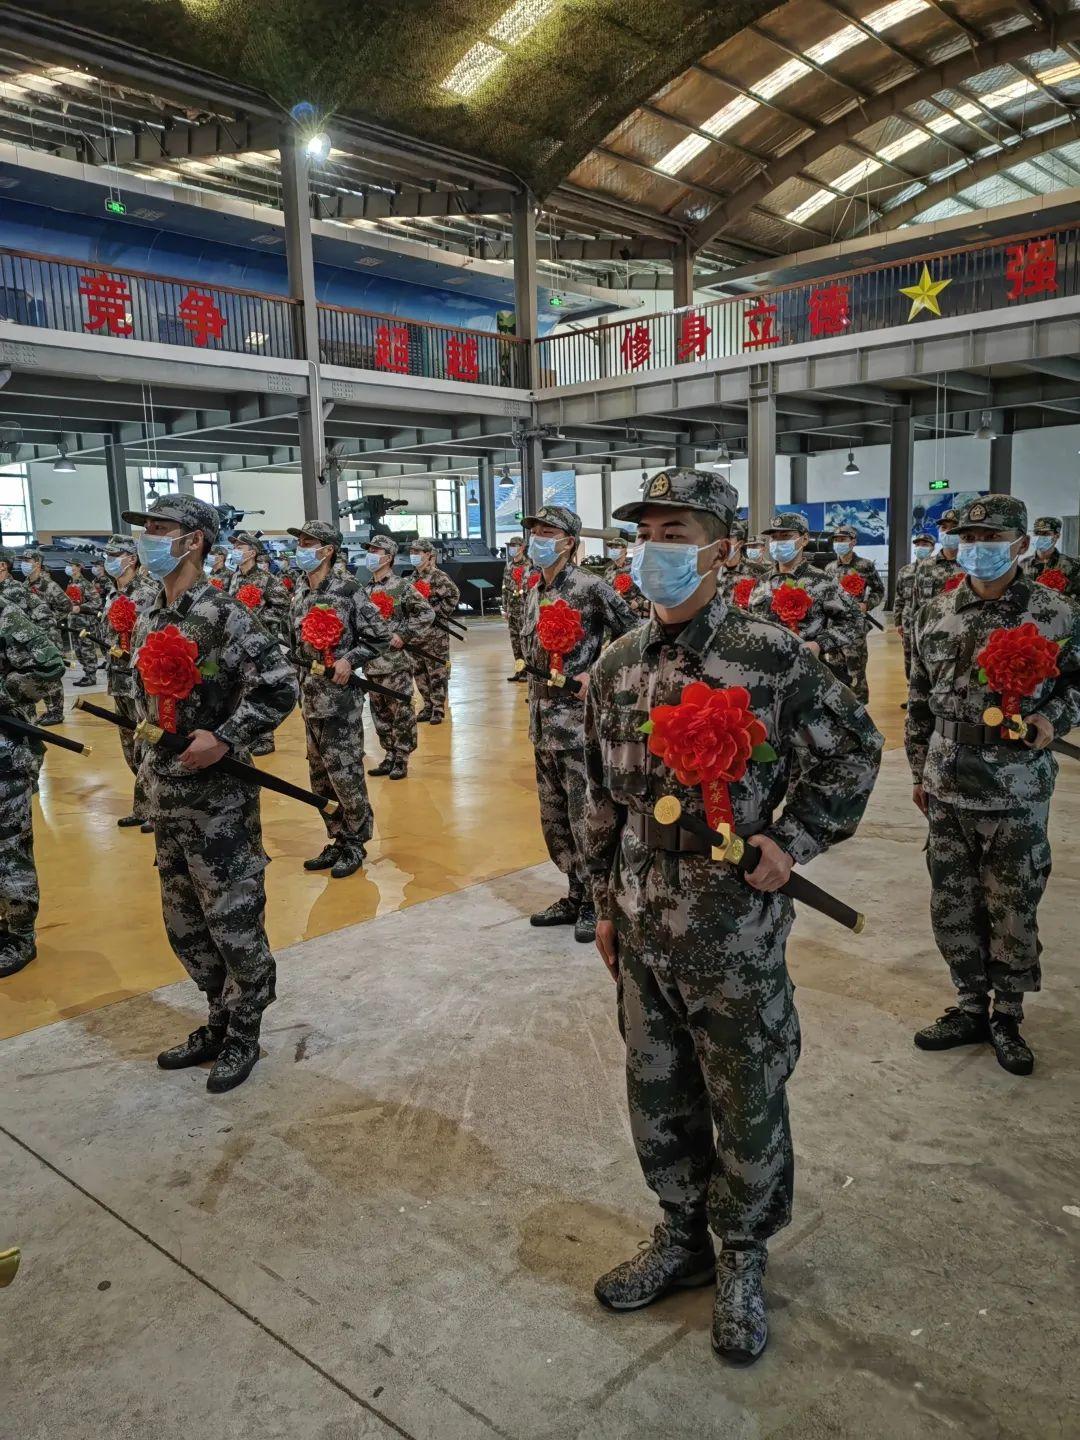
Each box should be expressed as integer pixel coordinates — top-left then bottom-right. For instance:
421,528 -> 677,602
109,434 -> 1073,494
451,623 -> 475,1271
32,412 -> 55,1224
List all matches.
1,625 -> 910,1042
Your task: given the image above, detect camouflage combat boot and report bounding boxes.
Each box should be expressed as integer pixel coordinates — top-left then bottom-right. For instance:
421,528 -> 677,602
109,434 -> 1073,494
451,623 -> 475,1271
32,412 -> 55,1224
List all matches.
157,1024 -> 227,1069
530,896 -> 579,928
206,1032 -> 261,1094
711,1243 -> 768,1365
989,1014 -> 1034,1076
574,901 -> 597,944
914,1006 -> 990,1051
594,1222 -> 715,1311
0,934 -> 37,979
304,841 -> 339,872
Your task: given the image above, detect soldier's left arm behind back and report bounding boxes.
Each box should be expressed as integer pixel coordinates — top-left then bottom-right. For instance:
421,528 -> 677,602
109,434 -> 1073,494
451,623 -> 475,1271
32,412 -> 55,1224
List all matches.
434,568 -> 460,615
863,558 -> 886,609
213,606 -> 299,751
820,578 -> 865,664
1034,602 -> 1080,737
345,590 -> 392,667
398,584 -> 436,643
766,646 -> 883,863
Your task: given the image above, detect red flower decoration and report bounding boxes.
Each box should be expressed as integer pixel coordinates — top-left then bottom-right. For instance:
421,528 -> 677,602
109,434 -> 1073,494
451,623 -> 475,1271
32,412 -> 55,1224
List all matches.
527,572 -> 541,590
770,581 -> 813,633
613,572 -> 632,595
300,605 -> 345,667
512,565 -> 525,587
1036,568 -> 1067,592
65,584 -> 83,604
977,622 -> 1061,726
536,598 -> 585,674
413,579 -> 432,599
648,681 -> 768,830
106,594 -> 137,652
209,577 -> 225,590
838,572 -> 866,599
135,624 -> 201,733
235,582 -> 264,610
281,575 -> 295,592
943,574 -> 964,594
370,589 -> 395,621
732,576 -> 756,609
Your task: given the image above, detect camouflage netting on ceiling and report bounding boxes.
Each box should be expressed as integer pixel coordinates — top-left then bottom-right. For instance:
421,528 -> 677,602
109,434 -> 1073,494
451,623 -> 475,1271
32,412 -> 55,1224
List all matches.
33,0 -> 779,195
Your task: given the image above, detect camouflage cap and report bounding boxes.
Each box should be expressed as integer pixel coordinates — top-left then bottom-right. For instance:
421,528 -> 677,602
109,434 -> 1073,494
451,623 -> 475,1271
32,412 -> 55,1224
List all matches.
506,535 -> 524,547
367,533 -> 399,558
938,509 -> 959,527
761,511 -> 809,536
832,525 -> 858,540
18,547 -> 43,561
0,546 -> 16,566
729,519 -> 748,542
122,492 -> 220,543
230,529 -> 266,555
104,532 -> 138,557
522,503 -> 582,538
287,520 -> 342,549
955,494 -> 1028,535
612,467 -> 738,526
209,543 -> 229,557
1033,515 -> 1062,535
913,529 -> 935,542
411,538 -> 436,553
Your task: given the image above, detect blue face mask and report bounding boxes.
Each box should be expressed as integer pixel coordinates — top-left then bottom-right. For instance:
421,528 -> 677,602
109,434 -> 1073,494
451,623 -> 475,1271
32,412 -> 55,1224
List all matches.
225,549 -> 243,572
64,564 -> 75,577
769,539 -> 798,565
957,539 -> 1017,582
408,552 -> 424,567
630,541 -> 707,609
363,550 -> 384,571
292,546 -> 323,573
914,546 -> 933,562
939,533 -> 959,552
528,535 -> 562,568
745,546 -> 763,563
19,560 -> 33,576
137,532 -> 191,580
104,555 -> 128,577
1033,534 -> 1056,553
832,540 -> 852,555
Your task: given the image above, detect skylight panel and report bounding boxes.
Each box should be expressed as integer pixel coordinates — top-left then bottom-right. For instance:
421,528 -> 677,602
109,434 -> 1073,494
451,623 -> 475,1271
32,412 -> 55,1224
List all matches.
441,1 -> 562,96
442,42 -> 506,97
489,0 -> 559,45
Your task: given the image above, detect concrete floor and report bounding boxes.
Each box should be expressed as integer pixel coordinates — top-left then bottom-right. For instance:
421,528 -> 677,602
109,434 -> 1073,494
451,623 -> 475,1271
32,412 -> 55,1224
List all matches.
3,749 -> 1079,1439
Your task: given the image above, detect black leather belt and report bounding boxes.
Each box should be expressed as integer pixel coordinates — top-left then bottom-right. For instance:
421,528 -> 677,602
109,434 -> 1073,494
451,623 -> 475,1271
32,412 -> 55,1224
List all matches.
627,809 -> 772,855
933,715 -> 1011,747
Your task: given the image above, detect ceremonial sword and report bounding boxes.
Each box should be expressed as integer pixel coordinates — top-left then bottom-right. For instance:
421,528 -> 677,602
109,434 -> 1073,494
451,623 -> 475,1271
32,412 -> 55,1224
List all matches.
0,710 -> 92,755
983,707 -> 1080,763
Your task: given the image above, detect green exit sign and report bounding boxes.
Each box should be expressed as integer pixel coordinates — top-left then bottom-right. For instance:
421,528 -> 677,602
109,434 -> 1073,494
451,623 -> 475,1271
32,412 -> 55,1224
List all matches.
928,478 -> 949,491
548,294 -> 566,308
105,197 -> 127,216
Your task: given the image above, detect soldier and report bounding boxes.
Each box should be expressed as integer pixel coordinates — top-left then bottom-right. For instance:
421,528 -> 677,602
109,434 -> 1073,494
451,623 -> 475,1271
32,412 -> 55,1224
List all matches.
914,509 -> 963,603
101,535 -> 158,830
1020,515 -> 1080,601
122,494 -> 299,1093
63,557 -> 103,686
501,536 -> 531,682
0,549 -> 65,727
908,494 -> 1080,1077
521,503 -> 637,943
824,525 -> 885,702
205,544 -> 229,588
715,520 -> 768,603
602,531 -> 650,619
407,538 -> 460,725
0,597 -> 66,977
15,549 -> 70,725
360,535 -> 435,781
584,467 -> 881,1363
748,513 -> 864,687
894,530 -> 935,683
287,520 -> 391,878
226,530 -> 292,756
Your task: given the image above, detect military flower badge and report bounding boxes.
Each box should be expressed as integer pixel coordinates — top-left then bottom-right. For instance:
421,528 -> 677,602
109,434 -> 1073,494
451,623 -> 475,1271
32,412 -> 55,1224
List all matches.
732,576 -> 756,609
370,589 -> 395,621
943,574 -> 964,594
613,572 -> 632,595
838,572 -> 866,599
536,598 -> 584,675
65,584 -> 83,605
1036,568 -> 1067,592
770,580 -> 813,632
976,622 -> 1063,736
300,604 -> 345,667
106,594 -> 137,654
235,583 -> 264,610
413,579 -> 432,599
135,624 -> 208,733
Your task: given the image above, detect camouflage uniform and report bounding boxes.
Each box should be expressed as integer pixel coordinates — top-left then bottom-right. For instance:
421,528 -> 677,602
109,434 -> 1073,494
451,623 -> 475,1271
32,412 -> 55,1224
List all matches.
715,529 -> 770,604
288,521 -> 391,849
1020,516 -> 1080,603
409,539 -> 460,722
893,536 -> 935,679
226,533 -> 292,639
0,598 -> 65,974
521,506 -> 638,911
64,564 -> 103,681
602,544 -> 651,621
914,512 -> 963,603
1,552 -> 66,723
501,541 -> 532,677
748,516 -> 865,689
907,496 -> 1080,1023
101,539 -> 158,822
125,495 -> 299,1042
361,537 -> 435,773
823,534 -> 885,703
585,468 -> 881,1357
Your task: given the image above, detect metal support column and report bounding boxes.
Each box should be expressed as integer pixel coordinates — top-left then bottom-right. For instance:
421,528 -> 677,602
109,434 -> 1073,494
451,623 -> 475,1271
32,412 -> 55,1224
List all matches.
280,128 -> 332,523
988,412 -> 1013,494
521,434 -> 544,517
105,430 -> 127,532
673,239 -> 695,312
675,441 -> 696,467
478,456 -> 496,549
600,463 -> 612,529
789,453 -> 808,506
747,364 -> 776,539
888,406 -> 915,610
512,191 -> 539,390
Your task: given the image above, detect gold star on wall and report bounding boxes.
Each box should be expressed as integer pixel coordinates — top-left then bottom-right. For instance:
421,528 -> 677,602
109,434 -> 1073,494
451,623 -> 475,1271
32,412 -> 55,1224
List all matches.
900,265 -> 952,320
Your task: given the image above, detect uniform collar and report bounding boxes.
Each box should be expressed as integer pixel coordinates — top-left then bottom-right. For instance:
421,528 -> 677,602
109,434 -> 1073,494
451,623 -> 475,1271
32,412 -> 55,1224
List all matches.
769,557 -> 812,579
952,570 -> 1031,612
643,592 -> 727,656
151,574 -> 207,616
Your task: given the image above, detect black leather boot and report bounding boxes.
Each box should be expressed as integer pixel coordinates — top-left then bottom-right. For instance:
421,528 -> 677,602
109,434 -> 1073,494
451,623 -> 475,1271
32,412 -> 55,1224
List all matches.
157,1024 -> 227,1070
206,1034 -> 261,1093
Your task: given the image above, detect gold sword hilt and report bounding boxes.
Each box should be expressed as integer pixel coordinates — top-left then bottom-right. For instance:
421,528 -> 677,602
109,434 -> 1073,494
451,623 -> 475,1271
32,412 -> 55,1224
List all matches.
653,796 -> 744,864
983,706 -> 1026,740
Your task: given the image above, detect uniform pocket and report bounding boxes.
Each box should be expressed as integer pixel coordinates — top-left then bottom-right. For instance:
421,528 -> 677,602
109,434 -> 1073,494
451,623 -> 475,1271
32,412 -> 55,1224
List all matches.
601,708 -> 648,792
759,982 -> 801,1095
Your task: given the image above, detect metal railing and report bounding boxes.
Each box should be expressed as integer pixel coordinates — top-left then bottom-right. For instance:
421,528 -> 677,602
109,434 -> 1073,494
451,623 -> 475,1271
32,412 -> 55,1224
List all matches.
534,224 -> 1080,388
0,248 -> 527,387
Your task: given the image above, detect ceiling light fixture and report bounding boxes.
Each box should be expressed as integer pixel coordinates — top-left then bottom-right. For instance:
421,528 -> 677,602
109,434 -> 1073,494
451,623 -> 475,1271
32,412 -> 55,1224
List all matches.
304,132 -> 331,163
843,450 -> 860,477
53,445 -> 76,473
973,410 -> 996,441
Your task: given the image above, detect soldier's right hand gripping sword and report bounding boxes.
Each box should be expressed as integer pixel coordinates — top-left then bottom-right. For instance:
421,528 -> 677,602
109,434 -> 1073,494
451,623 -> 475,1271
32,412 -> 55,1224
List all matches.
652,796 -> 866,933
513,657 -> 586,698
983,707 -> 1080,762
285,650 -> 404,702
72,699 -> 339,817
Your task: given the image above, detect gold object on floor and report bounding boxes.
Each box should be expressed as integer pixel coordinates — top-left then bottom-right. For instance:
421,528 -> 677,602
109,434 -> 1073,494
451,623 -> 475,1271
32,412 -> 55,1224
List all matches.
0,1247 -> 21,1287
